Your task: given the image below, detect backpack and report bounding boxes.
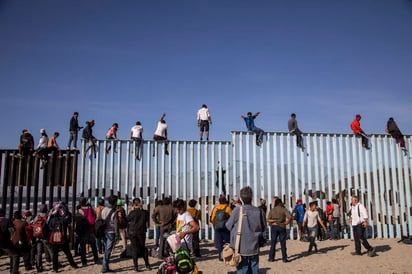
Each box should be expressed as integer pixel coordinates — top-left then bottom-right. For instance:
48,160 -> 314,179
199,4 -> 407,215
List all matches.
214,205 -> 229,230
49,217 -> 65,245
174,247 -> 194,274
292,206 -> 300,221
158,255 -> 177,274
94,209 -> 115,238
117,209 -> 128,229
80,207 -> 95,230
33,215 -> 47,238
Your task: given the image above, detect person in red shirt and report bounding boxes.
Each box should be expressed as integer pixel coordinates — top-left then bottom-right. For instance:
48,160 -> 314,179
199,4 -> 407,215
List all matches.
351,114 -> 370,150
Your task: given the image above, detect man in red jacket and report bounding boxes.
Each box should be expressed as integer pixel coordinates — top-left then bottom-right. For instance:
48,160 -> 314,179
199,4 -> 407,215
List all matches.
351,114 -> 370,150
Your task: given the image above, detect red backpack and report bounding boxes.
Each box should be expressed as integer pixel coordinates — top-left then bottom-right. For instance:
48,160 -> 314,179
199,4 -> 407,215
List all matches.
33,215 -> 47,238
80,207 -> 95,230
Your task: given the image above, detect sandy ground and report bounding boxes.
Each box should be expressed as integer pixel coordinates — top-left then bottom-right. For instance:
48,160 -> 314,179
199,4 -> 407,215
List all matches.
1,238 -> 411,274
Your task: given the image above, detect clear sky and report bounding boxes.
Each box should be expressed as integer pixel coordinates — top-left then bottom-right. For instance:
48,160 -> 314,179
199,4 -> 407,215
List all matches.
1,0 -> 411,148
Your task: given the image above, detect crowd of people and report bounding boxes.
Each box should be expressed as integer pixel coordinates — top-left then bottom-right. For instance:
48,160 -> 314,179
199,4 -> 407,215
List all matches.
0,186 -> 377,274
15,108 -> 409,166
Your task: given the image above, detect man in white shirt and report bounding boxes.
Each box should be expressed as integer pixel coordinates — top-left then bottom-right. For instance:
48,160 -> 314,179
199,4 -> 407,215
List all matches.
349,196 -> 375,256
130,121 -> 143,160
153,113 -> 169,156
172,199 -> 200,252
197,104 -> 212,141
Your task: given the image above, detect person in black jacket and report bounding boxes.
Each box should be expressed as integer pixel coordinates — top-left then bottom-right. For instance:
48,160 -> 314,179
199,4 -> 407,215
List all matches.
67,112 -> 82,150
82,120 -> 97,158
0,208 -> 20,274
17,129 -> 34,158
127,198 -> 151,272
386,117 -> 407,155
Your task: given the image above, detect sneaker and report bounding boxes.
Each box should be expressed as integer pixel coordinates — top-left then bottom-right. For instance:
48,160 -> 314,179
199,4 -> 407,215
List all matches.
351,251 -> 362,256
368,247 -> 376,257
283,259 -> 290,263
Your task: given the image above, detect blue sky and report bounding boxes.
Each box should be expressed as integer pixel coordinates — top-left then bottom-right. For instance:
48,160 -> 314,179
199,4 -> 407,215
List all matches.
1,0 -> 411,148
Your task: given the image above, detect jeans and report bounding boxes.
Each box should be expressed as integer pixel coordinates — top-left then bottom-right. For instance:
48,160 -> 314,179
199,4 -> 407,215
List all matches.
237,254 -> 259,274
102,233 -> 116,272
132,137 -> 142,159
79,235 -> 99,265
67,131 -> 78,149
356,133 -> 369,148
251,127 -> 264,144
155,226 -> 160,248
215,228 -> 230,257
329,220 -> 336,239
292,129 -> 303,147
36,239 -> 53,270
353,225 -> 372,253
269,225 -> 287,261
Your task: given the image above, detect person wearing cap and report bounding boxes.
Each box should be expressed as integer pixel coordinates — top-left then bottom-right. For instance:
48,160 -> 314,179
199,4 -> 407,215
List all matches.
82,120 -> 97,158
33,204 -> 53,272
106,123 -> 119,153
35,129 -> 49,169
293,199 -> 305,240
116,199 -> 127,253
17,129 -> 35,158
351,114 -> 370,150
130,121 -> 144,160
288,113 -> 304,149
241,111 -> 264,146
153,113 -> 169,156
197,104 -> 212,141
210,196 -> 232,261
67,112 -> 82,150
47,132 -> 62,158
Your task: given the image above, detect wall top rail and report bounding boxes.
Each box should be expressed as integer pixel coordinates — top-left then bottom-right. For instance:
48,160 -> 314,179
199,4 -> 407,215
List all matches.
230,131 -> 412,138
86,139 -> 232,144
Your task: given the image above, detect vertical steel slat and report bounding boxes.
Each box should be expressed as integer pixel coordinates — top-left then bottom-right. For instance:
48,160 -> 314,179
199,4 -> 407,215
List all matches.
190,142 -> 194,199
319,135 -> 326,209
225,142 -> 230,199
132,141 -> 136,199
232,133 -> 237,198
364,140 -> 374,238
246,133 -> 250,190
94,144 -> 100,206
273,134 -> 278,197
204,142 -> 209,240
210,142 -> 215,241
389,138 -> 401,236
117,142 -> 122,197
146,141 -> 151,207
101,140 -> 107,198
183,141 -> 187,200
138,143 -> 143,199
346,136 -> 353,239
332,135 -> 338,200
109,144 -> 115,196
293,135 -> 298,203
253,135 -> 258,205
286,134 -> 291,203
218,143 -> 222,196
377,137 -> 388,238
406,138 -> 412,236
280,134 -> 285,200
175,142 -> 180,198
125,141 -> 130,210
168,142 -> 172,197
266,133 -> 272,206
161,143 -> 166,199
239,133 -> 244,190
300,135 -> 305,204
313,134 -> 320,201
154,142 -> 158,201
383,136 -> 394,238
338,135 -> 347,238
80,139 -> 86,197
371,136 -> 382,238
358,141 -> 366,200
306,135 -> 312,204
87,148 -> 93,199
197,142 -> 201,200
395,145 -> 407,235
326,135 -> 332,201
351,136 -> 359,193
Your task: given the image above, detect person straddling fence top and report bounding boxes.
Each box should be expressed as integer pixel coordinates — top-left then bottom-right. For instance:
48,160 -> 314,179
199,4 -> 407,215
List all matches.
127,198 -> 151,272
82,120 -> 97,158
386,117 -> 407,155
197,104 -> 212,141
98,195 -> 120,273
241,112 -> 264,146
349,196 -> 376,257
351,114 -> 370,150
153,113 -> 169,156
47,132 -> 62,158
67,111 -> 82,150
225,187 -> 266,274
267,198 -> 292,263
172,199 -> 200,252
288,113 -> 304,149
130,121 -> 144,160
17,129 -> 34,158
105,123 -> 119,153
210,195 -> 232,261
35,128 -> 49,169
47,201 -> 79,272
151,197 -> 176,259
302,201 -> 327,254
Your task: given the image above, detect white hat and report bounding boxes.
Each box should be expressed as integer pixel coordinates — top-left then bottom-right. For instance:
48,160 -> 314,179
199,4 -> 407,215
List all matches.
40,128 -> 46,134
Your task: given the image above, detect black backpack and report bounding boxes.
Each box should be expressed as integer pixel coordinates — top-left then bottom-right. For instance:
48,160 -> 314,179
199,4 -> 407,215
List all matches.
94,209 -> 115,238
292,206 -> 300,221
214,205 -> 229,230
